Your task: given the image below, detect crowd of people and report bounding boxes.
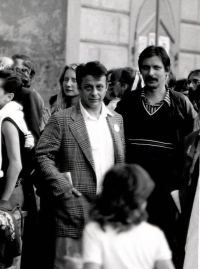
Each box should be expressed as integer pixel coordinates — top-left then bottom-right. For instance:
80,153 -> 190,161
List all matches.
0,45 -> 199,269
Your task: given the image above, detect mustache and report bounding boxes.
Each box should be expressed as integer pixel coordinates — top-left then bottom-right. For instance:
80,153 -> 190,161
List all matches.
146,76 -> 158,81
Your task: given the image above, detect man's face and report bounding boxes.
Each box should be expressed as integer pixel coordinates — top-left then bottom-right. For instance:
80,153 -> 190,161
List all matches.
13,58 -> 32,87
79,75 -> 107,110
140,56 -> 168,90
187,73 -> 200,92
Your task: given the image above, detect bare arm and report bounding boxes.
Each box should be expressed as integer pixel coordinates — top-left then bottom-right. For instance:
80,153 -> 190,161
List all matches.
155,260 -> 175,269
1,121 -> 22,200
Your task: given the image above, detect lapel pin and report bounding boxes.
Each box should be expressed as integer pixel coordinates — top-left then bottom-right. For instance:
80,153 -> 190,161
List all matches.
114,124 -> 120,132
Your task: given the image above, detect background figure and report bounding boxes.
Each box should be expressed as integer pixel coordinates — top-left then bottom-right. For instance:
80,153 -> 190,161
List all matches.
114,67 -> 142,98
104,68 -> 116,105
106,68 -> 123,111
166,70 -> 176,90
11,54 -> 44,144
83,164 -> 175,269
187,69 -> 200,111
174,79 -> 189,97
49,63 -> 79,114
0,70 -> 35,268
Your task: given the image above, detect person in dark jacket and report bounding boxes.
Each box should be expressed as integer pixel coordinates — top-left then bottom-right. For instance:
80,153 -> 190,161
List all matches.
11,54 -> 44,145
115,45 -> 197,265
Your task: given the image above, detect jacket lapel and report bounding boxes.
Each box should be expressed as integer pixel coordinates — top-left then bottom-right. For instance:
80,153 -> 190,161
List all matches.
69,105 -> 95,171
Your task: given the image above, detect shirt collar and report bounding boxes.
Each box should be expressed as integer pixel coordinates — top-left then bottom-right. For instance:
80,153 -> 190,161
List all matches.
141,87 -> 171,106
79,99 -> 113,121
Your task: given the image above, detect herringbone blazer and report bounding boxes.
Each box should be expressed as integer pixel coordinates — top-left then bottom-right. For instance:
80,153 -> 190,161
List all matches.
35,103 -> 125,238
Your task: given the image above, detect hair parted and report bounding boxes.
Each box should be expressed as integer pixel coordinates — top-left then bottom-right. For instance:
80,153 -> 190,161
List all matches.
76,61 -> 107,87
89,164 -> 155,233
138,45 -> 171,72
54,63 -> 79,110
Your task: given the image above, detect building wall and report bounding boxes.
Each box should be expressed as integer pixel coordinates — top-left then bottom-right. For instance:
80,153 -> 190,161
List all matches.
0,0 -> 199,105
0,0 -> 67,105
179,0 -> 200,78
79,0 -> 131,69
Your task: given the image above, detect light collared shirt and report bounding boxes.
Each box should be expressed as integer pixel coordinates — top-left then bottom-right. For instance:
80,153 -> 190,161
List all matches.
80,100 -> 115,193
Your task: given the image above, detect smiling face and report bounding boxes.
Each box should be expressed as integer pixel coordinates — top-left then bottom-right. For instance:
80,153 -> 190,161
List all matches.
79,75 -> 107,111
140,56 -> 168,90
62,68 -> 79,97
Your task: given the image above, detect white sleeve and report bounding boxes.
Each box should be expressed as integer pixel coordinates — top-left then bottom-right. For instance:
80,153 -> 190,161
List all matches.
156,229 -> 172,261
82,222 -> 103,265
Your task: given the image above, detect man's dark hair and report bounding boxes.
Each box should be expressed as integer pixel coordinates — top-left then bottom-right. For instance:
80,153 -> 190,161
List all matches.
138,45 -> 171,72
188,69 -> 200,80
76,61 -> 107,87
0,70 -> 22,100
12,54 -> 36,79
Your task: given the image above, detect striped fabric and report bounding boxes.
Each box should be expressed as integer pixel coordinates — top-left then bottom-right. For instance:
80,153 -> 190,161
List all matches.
141,89 -> 171,115
35,103 -> 125,238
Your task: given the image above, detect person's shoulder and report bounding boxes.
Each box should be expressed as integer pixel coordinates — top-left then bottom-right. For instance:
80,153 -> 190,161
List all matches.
115,89 -> 141,114
170,88 -> 191,103
185,130 -> 200,144
84,221 -> 102,234
139,221 -> 165,236
111,109 -> 123,119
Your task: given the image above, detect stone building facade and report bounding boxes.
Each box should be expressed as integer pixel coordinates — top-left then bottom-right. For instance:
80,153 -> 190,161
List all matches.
0,0 -> 199,105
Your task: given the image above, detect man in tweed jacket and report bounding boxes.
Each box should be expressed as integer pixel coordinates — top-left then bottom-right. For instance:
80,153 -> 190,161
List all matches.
35,61 -> 125,269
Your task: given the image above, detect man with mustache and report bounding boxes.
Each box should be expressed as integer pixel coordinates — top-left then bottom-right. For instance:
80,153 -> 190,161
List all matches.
115,45 -> 197,265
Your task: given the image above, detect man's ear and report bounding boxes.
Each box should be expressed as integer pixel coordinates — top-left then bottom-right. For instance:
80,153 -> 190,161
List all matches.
7,93 -> 14,102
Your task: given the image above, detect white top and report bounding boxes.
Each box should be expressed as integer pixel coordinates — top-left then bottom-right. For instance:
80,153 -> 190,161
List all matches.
80,101 -> 115,193
83,221 -> 172,269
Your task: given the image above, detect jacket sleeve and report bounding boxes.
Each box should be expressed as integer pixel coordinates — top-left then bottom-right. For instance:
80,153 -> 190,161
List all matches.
35,113 -> 72,197
23,89 -> 44,145
183,95 -> 197,134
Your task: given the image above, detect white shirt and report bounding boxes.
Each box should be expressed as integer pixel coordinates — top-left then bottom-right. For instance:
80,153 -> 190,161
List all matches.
80,100 -> 115,193
83,221 -> 172,269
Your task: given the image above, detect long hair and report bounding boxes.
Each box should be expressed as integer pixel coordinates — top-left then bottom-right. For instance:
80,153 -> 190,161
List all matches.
54,63 -> 78,110
89,164 -> 155,233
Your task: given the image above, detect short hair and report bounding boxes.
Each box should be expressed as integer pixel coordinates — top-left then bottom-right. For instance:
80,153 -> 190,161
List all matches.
12,54 -> 36,79
89,164 -> 155,232
188,69 -> 200,80
138,45 -> 171,72
0,70 -> 22,100
76,61 -> 107,87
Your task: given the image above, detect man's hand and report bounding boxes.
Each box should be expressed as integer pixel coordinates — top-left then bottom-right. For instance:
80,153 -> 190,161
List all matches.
62,172 -> 81,197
